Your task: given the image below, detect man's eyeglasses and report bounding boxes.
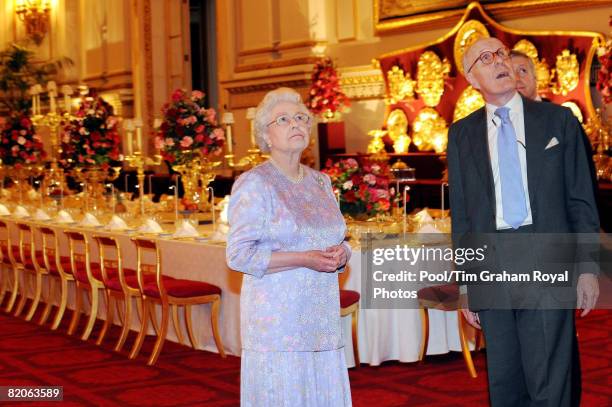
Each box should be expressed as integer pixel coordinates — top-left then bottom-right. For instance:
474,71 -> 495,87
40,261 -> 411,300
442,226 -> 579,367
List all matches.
267,113 -> 311,127
466,47 -> 510,73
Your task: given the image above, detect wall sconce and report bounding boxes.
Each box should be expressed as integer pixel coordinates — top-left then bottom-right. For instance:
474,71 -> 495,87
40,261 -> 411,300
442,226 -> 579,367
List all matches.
15,0 -> 51,45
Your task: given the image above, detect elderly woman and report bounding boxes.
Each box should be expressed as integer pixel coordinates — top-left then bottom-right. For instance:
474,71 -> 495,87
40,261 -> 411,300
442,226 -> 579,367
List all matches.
226,87 -> 352,406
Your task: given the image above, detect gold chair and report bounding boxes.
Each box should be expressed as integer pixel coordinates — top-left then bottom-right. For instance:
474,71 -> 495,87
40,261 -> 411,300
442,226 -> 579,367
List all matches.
37,226 -> 74,329
129,237 -> 225,365
340,289 -> 360,367
92,235 -> 140,350
12,222 -> 42,320
418,284 -> 483,378
64,230 -> 105,340
0,220 -> 18,312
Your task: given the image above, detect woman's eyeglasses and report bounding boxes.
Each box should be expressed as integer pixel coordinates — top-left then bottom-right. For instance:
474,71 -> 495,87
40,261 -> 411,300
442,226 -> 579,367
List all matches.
467,47 -> 510,73
267,113 -> 311,127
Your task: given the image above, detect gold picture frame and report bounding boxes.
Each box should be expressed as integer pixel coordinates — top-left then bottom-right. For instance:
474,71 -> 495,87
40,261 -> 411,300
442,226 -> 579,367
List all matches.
374,0 -> 612,34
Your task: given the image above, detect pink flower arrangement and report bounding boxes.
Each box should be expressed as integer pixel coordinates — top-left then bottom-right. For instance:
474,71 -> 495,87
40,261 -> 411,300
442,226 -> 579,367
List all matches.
155,89 -> 225,164
60,95 -> 121,169
0,113 -> 46,167
322,157 -> 393,217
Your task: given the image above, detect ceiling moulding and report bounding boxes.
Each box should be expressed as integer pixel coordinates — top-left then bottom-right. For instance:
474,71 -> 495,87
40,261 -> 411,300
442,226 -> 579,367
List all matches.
374,0 -> 612,35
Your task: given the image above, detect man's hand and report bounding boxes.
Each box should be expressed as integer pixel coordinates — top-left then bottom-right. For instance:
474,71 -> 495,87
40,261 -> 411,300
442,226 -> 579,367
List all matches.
461,309 -> 481,329
577,273 -> 599,317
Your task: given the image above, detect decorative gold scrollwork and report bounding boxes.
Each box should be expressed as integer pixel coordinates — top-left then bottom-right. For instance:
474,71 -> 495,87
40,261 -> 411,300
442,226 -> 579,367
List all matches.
367,129 -> 387,154
412,107 -> 448,153
416,51 -> 451,107
453,86 -> 485,123
550,49 -> 579,96
454,20 -> 490,77
386,65 -> 415,104
561,101 -> 583,123
386,109 -> 409,142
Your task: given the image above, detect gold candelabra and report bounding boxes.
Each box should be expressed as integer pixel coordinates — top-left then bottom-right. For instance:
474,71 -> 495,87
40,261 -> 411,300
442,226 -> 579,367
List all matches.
222,109 -> 268,172
125,151 -> 163,216
71,166 -> 122,212
171,150 -> 220,211
29,82 -> 76,193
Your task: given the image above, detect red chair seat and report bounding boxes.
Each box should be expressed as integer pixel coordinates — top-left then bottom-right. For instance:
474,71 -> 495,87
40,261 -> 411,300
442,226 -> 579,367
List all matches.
104,270 -> 145,291
38,255 -> 71,275
143,277 -> 221,298
340,290 -> 360,309
417,284 -> 459,304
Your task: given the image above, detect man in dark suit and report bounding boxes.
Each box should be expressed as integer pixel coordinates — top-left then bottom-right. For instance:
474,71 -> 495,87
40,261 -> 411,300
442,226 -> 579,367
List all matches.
510,50 -> 540,101
447,37 -> 600,407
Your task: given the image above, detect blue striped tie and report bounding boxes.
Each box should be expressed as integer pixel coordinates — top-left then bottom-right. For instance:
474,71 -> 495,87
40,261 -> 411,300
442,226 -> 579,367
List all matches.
495,107 -> 527,229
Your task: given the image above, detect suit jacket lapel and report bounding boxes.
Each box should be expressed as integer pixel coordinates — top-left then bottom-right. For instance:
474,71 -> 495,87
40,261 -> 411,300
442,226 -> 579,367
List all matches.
467,108 -> 496,212
523,97 -> 547,219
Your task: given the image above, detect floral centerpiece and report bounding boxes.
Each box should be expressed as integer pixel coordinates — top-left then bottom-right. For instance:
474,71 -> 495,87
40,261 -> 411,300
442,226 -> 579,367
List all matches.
322,157 -> 393,217
0,113 -> 46,167
596,17 -> 612,105
60,95 -> 121,169
154,89 -> 225,165
308,57 -> 350,120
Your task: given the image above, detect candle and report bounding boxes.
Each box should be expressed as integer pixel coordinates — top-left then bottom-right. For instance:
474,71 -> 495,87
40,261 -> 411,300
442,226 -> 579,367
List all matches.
148,175 -> 153,196
208,186 -> 215,232
61,85 -> 73,114
124,119 -> 134,155
403,186 -> 409,234
47,81 -> 57,113
133,118 -> 143,152
124,174 -> 129,192
222,112 -> 234,154
246,107 -> 257,148
174,177 -> 179,221
441,182 -> 448,219
111,184 -> 116,214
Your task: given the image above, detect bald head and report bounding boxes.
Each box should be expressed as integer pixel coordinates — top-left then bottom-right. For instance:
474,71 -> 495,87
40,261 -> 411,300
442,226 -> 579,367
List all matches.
462,37 -> 516,106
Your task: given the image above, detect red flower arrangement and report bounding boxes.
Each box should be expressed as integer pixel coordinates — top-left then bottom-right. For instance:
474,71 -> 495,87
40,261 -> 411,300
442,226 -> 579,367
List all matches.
308,57 -> 350,117
154,89 -> 225,164
60,95 -> 121,169
322,157 -> 393,217
597,18 -> 612,105
0,113 -> 46,167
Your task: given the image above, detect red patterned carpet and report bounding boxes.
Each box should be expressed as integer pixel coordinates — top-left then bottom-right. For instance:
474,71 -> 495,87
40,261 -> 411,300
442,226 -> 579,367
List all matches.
0,306 -> 610,406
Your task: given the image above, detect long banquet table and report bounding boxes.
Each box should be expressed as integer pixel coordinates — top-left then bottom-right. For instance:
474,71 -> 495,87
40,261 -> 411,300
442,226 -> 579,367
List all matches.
2,215 -> 475,368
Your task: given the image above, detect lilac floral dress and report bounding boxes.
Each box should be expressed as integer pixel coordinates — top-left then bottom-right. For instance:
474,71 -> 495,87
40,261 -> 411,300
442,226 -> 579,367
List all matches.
227,161 -> 352,407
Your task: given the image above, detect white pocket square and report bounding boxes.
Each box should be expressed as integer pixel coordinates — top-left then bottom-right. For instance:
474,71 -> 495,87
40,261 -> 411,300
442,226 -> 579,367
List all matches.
545,137 -> 559,150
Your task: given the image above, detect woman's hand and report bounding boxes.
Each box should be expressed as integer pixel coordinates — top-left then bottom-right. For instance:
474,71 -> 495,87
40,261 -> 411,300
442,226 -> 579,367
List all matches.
325,244 -> 348,269
304,250 -> 342,273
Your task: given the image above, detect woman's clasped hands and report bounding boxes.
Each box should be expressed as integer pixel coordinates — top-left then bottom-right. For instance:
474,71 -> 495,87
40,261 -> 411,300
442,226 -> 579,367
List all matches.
305,244 -> 349,273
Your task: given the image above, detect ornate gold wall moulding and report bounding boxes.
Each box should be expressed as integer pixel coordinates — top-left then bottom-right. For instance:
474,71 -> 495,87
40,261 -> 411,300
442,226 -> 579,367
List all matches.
454,19 -> 490,76
512,39 -> 552,94
561,101 -> 583,123
386,65 -> 416,104
412,107 -> 448,152
339,65 -> 385,99
416,51 -> 451,107
386,109 -> 409,143
550,49 -> 579,96
453,86 -> 485,122
374,0 -> 612,35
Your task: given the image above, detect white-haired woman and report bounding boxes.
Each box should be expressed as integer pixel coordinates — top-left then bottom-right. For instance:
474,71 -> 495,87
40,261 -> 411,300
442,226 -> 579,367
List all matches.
226,87 -> 352,406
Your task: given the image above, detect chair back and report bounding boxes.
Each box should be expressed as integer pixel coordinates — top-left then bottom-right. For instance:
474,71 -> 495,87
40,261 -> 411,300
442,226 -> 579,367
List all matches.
131,237 -> 165,300
0,220 -> 14,266
15,222 -> 37,271
93,235 -> 125,289
38,226 -> 69,278
64,230 -> 95,283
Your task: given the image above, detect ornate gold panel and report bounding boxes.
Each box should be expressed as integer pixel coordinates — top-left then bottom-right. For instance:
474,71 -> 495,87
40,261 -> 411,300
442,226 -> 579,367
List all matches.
453,86 -> 485,122
386,66 -> 416,103
416,51 -> 451,107
454,19 -> 490,76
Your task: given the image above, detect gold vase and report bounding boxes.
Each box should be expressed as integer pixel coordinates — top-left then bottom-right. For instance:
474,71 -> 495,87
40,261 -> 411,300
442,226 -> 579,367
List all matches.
71,166 -> 121,212
172,151 -> 220,211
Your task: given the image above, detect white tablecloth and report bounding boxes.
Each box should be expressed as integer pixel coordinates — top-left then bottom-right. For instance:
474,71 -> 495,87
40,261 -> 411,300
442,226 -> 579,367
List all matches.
3,216 -> 475,366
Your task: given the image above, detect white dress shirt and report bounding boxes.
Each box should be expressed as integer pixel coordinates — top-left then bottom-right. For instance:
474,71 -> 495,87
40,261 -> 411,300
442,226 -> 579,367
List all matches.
485,92 -> 533,230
